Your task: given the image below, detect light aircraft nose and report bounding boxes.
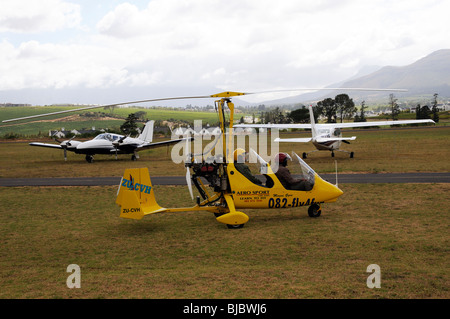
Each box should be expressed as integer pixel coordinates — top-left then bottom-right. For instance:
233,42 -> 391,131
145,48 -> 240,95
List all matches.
328,184 -> 344,200
314,175 -> 344,202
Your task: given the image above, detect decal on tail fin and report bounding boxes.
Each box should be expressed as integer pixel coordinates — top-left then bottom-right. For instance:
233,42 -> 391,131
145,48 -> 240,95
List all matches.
116,167 -> 163,219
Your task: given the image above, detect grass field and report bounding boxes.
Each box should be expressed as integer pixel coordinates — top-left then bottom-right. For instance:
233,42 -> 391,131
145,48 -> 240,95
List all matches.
0,121 -> 448,299
0,183 -> 448,299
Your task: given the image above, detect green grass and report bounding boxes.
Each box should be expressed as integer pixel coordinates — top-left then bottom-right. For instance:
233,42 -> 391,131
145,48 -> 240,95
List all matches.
1,126 -> 448,178
0,184 -> 448,298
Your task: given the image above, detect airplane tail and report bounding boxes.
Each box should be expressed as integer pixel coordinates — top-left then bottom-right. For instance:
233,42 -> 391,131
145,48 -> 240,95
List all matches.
138,120 -> 154,143
116,167 -> 165,220
308,105 -> 318,138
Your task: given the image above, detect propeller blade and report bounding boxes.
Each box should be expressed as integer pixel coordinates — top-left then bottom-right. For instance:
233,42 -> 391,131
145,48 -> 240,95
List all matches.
184,137 -> 194,200
64,148 -> 67,161
186,166 -> 193,200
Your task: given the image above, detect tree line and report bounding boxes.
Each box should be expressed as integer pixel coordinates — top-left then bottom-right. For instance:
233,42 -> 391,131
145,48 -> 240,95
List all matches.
257,93 -> 440,124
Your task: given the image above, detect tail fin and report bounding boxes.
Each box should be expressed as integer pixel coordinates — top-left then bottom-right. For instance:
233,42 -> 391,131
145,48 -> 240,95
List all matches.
138,120 -> 154,143
116,167 -> 164,219
308,105 -> 317,139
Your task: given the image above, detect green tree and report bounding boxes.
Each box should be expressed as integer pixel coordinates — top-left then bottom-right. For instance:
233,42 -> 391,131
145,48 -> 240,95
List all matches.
431,93 -> 440,123
335,94 -> 356,123
134,111 -> 147,121
288,106 -> 310,123
354,100 -> 367,122
389,93 -> 400,120
317,97 -> 336,123
415,104 -> 431,120
120,113 -> 139,136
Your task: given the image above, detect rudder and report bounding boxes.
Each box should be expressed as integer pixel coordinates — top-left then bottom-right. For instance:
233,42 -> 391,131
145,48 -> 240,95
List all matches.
116,167 -> 163,219
138,121 -> 154,143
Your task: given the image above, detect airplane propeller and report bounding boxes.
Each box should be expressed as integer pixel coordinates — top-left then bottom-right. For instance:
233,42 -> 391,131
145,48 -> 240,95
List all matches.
112,135 -> 129,160
53,135 -> 76,161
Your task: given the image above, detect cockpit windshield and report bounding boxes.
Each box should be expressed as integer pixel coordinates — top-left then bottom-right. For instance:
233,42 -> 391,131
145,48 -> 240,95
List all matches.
94,133 -> 122,141
247,149 -> 315,188
291,152 -> 316,187
248,148 -> 269,174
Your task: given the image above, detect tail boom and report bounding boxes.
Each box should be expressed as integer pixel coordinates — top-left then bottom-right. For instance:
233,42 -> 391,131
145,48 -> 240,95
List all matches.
115,167 -> 230,220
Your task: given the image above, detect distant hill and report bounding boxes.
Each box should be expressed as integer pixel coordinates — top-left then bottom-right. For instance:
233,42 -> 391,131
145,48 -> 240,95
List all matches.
342,49 -> 450,97
264,49 -> 450,105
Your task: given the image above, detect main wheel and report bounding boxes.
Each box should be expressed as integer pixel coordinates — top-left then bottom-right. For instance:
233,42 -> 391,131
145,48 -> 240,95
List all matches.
308,204 -> 322,218
302,152 -> 307,159
350,152 -> 354,158
227,224 -> 244,229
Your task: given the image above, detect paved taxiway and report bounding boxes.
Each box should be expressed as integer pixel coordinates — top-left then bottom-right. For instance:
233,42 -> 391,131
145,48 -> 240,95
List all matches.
1,172 -> 449,187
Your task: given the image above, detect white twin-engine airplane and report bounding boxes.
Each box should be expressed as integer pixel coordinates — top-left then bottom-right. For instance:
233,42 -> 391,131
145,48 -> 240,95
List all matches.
235,106 -> 435,158
29,120 -> 189,162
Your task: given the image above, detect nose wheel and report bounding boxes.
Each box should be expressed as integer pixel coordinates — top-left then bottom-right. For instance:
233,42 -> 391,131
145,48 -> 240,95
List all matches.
308,204 -> 322,217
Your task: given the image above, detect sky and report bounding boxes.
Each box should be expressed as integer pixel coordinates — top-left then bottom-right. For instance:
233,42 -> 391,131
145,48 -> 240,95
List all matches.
1,0 -> 449,105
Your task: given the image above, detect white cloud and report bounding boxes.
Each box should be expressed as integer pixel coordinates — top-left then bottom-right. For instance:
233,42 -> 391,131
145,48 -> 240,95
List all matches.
0,0 -> 81,33
1,0 -> 450,102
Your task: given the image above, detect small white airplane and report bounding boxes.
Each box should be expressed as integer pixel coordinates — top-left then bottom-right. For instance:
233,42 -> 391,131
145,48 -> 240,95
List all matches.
235,106 -> 435,158
29,120 -> 190,162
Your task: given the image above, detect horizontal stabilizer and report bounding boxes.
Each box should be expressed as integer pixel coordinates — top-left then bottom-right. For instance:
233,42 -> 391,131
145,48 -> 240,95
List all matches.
316,136 -> 356,143
136,137 -> 193,151
274,137 -> 312,143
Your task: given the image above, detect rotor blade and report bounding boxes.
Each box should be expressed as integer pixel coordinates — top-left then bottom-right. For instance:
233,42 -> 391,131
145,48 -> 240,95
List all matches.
2,88 -> 407,123
2,94 -> 214,123
247,87 -> 408,95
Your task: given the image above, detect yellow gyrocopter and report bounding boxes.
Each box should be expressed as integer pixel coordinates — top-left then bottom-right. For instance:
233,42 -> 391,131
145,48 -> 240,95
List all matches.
115,91 -> 344,228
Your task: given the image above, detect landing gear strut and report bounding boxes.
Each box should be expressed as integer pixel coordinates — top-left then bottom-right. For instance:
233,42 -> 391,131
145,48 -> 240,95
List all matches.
131,152 -> 139,161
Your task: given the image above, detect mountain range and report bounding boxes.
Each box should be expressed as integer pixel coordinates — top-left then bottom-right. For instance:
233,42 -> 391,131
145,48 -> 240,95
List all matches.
265,49 -> 450,105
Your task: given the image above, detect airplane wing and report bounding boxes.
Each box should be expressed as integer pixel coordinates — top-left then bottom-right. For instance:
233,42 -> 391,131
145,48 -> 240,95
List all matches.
274,137 -> 312,143
29,142 -> 63,149
234,123 -> 312,129
333,119 -> 435,128
135,137 -> 194,151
